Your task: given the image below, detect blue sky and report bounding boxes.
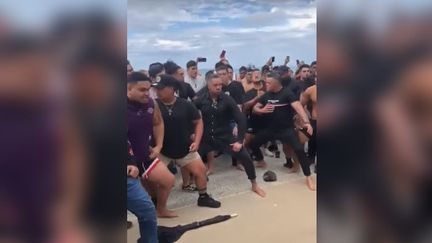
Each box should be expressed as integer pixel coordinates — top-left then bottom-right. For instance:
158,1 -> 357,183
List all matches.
128,0 -> 317,71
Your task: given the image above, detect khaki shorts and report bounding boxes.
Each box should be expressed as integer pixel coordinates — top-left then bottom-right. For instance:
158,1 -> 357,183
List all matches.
159,151 -> 202,167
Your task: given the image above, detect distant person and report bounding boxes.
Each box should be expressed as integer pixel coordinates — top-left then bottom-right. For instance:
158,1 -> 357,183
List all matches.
242,67 -> 254,93
184,60 -> 206,92
238,66 -> 247,81
164,61 -> 196,100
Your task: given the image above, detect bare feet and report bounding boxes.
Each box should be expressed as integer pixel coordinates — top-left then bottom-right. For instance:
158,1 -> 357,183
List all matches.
206,168 -> 214,176
306,177 -> 316,191
252,185 -> 266,197
255,161 -> 267,168
157,209 -> 178,218
206,164 -> 215,175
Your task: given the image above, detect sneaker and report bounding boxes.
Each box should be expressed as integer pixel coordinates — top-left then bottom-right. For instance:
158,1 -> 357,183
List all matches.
197,194 -> 221,208
268,144 -> 278,152
263,148 -> 275,157
182,184 -> 198,192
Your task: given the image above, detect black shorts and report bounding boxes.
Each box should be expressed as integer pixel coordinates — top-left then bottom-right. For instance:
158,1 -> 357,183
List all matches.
246,120 -> 264,135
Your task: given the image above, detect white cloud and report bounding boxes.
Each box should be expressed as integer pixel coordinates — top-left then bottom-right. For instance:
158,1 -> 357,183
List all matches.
128,0 -> 316,70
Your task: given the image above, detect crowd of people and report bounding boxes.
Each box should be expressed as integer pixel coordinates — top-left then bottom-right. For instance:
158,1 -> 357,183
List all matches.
126,54 -> 317,243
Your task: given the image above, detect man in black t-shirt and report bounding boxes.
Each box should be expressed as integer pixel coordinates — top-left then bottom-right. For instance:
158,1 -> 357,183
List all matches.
242,78 -> 267,166
153,75 -> 221,208
217,64 -> 245,108
250,72 -> 316,191
216,64 -> 245,169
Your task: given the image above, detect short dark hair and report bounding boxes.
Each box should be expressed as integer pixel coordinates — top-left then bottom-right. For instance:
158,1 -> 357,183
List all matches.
207,73 -> 220,82
311,61 -> 317,66
164,60 -> 181,75
148,62 -> 164,78
277,65 -> 290,76
205,70 -> 215,82
128,72 -> 151,84
298,64 -> 310,72
215,63 -> 228,72
186,60 -> 197,69
214,61 -> 226,70
261,65 -> 270,73
266,71 -> 281,83
239,66 -> 247,73
226,64 -> 233,71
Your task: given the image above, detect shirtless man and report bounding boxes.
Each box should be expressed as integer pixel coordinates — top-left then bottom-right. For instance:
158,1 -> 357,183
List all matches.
242,67 -> 255,93
301,84 -> 317,166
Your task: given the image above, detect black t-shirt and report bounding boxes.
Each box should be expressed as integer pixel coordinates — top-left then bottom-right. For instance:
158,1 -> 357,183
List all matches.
157,98 -> 201,159
223,81 -> 245,105
257,87 -> 298,130
287,80 -> 302,100
177,82 -> 196,100
194,92 -> 247,143
243,88 -> 268,130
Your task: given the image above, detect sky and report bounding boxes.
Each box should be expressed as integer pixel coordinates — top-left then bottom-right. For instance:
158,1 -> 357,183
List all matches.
128,0 -> 317,71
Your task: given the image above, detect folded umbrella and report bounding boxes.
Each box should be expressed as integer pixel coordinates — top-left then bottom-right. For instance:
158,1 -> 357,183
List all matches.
158,214 -> 238,243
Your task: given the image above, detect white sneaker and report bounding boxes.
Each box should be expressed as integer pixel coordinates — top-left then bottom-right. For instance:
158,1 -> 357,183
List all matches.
263,148 -> 275,157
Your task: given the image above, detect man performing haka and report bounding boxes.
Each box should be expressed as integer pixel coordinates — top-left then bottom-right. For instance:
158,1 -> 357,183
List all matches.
249,72 -> 316,190
195,73 -> 266,197
153,74 -> 221,208
127,72 -> 177,218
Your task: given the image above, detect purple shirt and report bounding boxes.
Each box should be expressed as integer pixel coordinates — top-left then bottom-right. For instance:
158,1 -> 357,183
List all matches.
127,99 -> 154,164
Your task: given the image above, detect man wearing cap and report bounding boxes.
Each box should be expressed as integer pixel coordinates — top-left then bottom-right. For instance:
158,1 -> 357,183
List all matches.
153,74 -> 221,208
195,73 -> 266,197
127,72 -> 178,218
250,72 -> 316,191
185,60 -> 206,92
148,62 -> 165,99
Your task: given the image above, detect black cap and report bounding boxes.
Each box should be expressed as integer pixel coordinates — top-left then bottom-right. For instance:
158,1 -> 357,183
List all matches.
151,74 -> 179,89
263,170 -> 277,182
148,62 -> 164,78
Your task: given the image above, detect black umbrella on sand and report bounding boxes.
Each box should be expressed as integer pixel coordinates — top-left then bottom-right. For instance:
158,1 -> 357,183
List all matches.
158,214 -> 238,243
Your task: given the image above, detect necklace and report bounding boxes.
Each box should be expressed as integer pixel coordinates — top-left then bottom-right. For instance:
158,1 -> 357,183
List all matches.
162,98 -> 176,116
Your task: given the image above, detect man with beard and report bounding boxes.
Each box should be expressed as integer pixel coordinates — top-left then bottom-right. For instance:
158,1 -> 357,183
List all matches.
127,72 -> 177,218
153,75 -> 221,208
195,74 -> 266,197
